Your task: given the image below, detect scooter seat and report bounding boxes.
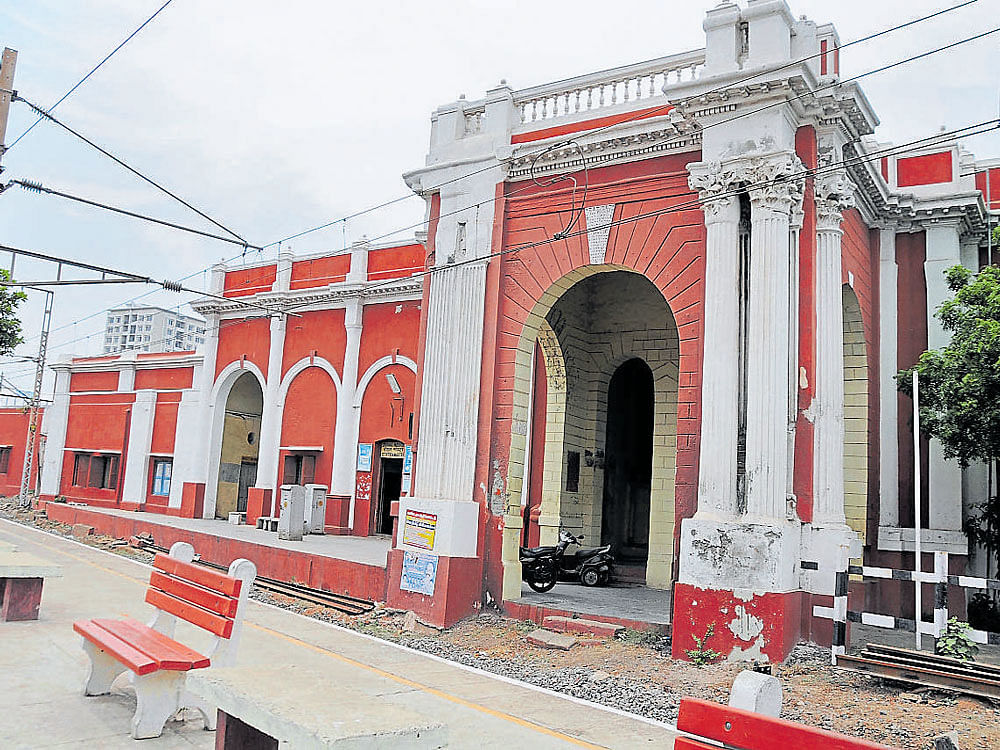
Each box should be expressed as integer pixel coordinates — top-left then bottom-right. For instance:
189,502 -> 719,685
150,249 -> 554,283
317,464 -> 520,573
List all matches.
519,546 -> 556,558
574,545 -> 611,560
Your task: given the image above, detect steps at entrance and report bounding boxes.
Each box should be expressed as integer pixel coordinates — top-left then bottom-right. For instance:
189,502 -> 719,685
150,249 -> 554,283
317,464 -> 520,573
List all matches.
543,615 -> 624,639
525,628 -> 577,650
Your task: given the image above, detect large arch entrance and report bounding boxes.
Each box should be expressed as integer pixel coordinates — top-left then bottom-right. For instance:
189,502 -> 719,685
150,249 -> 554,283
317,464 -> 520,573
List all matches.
214,371 -> 263,519
507,268 -> 680,595
842,285 -> 869,546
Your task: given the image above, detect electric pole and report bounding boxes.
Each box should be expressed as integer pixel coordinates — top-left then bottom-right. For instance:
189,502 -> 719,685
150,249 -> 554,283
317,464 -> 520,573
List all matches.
0,47 -> 17,174
19,289 -> 52,506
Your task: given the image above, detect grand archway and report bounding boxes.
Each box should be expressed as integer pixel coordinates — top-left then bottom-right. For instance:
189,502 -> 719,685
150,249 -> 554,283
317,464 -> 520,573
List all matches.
505,268 -> 680,594
842,285 -> 868,545
214,371 -> 263,519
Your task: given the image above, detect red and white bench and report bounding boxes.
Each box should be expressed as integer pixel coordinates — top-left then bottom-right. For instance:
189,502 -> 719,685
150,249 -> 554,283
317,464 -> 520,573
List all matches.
675,697 -> 896,750
73,541 -> 257,739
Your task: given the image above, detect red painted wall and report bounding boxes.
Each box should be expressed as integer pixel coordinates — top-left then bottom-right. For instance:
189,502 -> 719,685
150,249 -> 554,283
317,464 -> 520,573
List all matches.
134,367 -> 194,391
358,364 -> 416,446
150,392 -> 181,456
512,104 -> 672,145
0,409 -> 41,496
69,371 -> 119,392
841,209 -> 881,546
487,152 -> 706,595
65,393 -> 135,451
281,309 -> 347,378
794,126 -> 818,522
223,264 -> 276,297
366,244 -> 424,281
896,231 -> 930,528
896,151 -> 952,188
277,367 -> 337,489
215,317 -> 270,379
290,255 -> 350,289
976,168 -> 1000,211
358,301 -> 422,379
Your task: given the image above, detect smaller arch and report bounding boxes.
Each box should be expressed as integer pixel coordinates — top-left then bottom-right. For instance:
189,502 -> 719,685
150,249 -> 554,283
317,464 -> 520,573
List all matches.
212,360 -> 267,404
353,355 -> 417,408
278,356 -> 342,404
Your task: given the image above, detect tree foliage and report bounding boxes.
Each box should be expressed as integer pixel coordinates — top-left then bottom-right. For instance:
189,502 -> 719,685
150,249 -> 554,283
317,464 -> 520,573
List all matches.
0,270 -> 25,356
898,264 -> 1000,467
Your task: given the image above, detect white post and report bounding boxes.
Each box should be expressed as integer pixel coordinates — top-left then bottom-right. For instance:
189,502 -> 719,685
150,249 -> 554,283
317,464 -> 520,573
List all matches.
878,227 -> 900,529
332,299 -> 362,499
254,314 -> 286,493
914,370 -> 923,650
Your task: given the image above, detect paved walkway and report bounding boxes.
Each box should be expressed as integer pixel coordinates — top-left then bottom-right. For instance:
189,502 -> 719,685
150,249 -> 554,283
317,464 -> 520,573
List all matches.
71,505 -> 391,567
517,582 -> 672,625
0,519 -> 680,749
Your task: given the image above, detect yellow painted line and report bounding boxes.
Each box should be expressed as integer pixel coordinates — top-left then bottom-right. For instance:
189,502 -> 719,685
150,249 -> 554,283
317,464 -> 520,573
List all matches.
248,620 -> 607,749
2,522 -> 608,749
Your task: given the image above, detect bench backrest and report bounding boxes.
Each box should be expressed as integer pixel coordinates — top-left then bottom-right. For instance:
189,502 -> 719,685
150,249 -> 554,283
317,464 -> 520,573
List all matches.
147,542 -> 257,668
147,553 -> 243,638
675,698 -> 895,750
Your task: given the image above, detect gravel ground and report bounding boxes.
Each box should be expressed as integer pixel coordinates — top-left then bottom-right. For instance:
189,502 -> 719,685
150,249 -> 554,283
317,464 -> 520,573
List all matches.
5,499 -> 1000,749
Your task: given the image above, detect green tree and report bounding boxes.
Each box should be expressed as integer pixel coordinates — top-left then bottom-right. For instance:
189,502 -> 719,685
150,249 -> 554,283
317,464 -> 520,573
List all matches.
898,264 -> 1000,575
0,270 -> 25,356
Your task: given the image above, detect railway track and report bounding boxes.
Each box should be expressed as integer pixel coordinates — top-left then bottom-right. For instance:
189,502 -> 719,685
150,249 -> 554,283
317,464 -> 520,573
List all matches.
145,543 -> 375,617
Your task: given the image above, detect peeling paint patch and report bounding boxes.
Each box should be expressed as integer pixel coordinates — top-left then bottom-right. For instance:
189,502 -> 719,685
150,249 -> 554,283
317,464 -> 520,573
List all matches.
727,604 -> 764,643
729,635 -> 768,663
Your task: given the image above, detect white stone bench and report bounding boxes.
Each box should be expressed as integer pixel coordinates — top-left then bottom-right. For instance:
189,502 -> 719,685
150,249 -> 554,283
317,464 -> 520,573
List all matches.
188,664 -> 448,748
0,545 -> 62,621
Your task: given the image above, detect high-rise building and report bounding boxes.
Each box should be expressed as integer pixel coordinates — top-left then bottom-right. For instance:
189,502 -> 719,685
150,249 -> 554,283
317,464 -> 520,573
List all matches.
101,305 -> 206,354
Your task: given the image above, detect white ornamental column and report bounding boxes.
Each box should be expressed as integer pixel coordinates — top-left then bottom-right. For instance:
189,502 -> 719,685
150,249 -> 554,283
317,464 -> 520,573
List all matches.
121,390 -> 156,504
332,298 -> 362,499
254,313 -> 286,492
924,219 -> 964,531
812,170 -> 855,527
744,153 -> 803,521
878,226 -> 900,529
688,162 -> 742,519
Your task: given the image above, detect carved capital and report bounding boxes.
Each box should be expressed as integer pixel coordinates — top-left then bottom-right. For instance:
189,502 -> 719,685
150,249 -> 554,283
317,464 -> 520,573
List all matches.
741,151 -> 806,215
688,161 -> 740,223
815,169 -> 855,232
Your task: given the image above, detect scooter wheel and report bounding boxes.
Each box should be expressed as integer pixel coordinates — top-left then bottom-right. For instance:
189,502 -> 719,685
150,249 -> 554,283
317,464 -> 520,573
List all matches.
581,568 -> 600,587
527,578 -> 556,593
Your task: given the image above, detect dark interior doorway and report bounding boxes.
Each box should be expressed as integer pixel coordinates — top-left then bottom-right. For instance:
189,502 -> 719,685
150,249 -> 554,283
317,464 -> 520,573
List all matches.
602,357 -> 653,566
372,441 -> 404,535
237,460 -> 257,513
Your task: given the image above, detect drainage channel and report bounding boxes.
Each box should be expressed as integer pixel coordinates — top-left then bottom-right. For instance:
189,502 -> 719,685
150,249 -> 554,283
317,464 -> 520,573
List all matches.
146,543 -> 375,617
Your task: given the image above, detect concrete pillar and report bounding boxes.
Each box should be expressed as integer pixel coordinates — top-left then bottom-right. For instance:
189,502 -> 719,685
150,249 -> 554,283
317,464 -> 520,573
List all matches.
812,170 -> 854,527
254,314 -> 286,493
190,312 -> 220,484
688,162 -> 741,519
346,240 -> 369,284
168,387 -> 202,509
744,158 -> 800,521
332,299 -> 363,498
38,365 -> 71,498
924,220 -> 963,531
878,227 -> 900,528
121,390 -> 156,504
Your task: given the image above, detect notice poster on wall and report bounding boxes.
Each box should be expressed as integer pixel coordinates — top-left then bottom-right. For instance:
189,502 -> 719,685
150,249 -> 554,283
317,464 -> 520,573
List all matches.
357,444 -> 373,472
355,471 -> 372,502
402,509 -> 437,550
401,473 -> 412,495
403,445 -> 413,474
400,551 -> 438,596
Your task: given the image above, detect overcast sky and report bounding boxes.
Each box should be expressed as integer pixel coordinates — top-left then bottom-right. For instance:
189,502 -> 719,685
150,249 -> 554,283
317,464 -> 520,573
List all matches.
0,0 -> 997,396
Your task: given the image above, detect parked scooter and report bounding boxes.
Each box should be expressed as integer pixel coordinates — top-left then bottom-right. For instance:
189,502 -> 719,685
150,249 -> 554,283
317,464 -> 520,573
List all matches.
519,529 -> 614,593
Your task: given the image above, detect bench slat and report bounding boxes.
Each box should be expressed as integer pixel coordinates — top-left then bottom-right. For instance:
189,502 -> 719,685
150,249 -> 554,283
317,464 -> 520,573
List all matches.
73,619 -> 159,676
674,739 -> 725,750
149,570 -> 239,619
677,698 -> 892,750
145,588 -> 234,638
153,553 -> 242,597
93,618 -> 210,671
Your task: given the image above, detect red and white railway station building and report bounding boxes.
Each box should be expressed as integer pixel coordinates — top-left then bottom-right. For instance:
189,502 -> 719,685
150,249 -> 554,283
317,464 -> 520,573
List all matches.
5,0 -> 999,661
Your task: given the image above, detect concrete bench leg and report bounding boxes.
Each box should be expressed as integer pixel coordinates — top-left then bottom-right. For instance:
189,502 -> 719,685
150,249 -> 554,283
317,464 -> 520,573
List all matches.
131,671 -> 186,740
81,640 -> 127,696
181,687 -> 218,731
1,577 -> 43,621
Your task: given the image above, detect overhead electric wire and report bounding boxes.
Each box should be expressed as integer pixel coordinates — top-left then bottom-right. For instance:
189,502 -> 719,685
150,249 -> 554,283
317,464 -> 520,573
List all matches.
260,0 -> 979,250
6,179 -> 265,250
4,0 -> 175,153
13,93 -> 251,246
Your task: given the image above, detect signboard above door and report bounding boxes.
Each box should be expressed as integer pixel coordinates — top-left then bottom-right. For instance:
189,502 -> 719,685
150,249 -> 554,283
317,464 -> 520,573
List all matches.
381,444 -> 405,459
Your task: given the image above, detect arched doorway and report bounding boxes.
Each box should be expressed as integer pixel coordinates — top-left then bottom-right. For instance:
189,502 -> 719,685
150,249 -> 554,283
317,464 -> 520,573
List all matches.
505,268 -> 680,595
215,371 -> 263,519
371,439 -> 404,535
602,357 -> 654,569
842,286 -> 868,544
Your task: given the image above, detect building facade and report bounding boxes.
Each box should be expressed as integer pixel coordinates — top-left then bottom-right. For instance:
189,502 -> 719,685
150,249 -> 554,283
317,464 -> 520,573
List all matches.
10,0 -> 1000,661
102,305 -> 206,354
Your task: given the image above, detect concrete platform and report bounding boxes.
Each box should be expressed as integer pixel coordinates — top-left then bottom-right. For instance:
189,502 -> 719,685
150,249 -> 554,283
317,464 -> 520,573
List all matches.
42,503 -> 390,602
508,582 -> 672,632
0,517 -> 682,749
